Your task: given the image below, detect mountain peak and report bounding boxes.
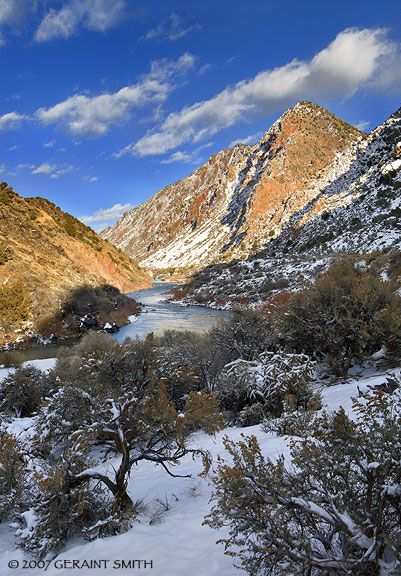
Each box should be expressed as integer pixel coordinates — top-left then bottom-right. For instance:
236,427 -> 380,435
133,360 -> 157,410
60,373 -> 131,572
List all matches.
261,100 -> 364,144
102,102 -> 369,270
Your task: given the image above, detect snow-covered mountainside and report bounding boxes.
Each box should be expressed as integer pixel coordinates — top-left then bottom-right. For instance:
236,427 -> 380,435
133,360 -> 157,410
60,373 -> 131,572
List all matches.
272,105 -> 401,255
102,101 -> 365,269
170,105 -> 401,308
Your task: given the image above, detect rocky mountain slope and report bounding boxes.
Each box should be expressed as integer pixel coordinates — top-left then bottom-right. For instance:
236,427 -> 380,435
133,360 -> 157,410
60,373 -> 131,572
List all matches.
102,102 -> 365,269
170,105 -> 401,308
0,186 -> 151,346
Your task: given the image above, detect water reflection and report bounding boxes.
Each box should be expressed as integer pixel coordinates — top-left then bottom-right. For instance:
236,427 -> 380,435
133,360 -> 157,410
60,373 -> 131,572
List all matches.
0,283 -> 228,364
114,282 -> 228,341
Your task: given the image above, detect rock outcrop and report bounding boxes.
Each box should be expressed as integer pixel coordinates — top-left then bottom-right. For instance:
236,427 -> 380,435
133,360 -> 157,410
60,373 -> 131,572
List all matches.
102,102 -> 365,269
0,188 -> 151,345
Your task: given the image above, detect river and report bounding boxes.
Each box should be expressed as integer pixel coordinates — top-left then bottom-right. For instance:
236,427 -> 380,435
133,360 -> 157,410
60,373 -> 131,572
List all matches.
0,283 -> 228,365
115,282 -> 228,340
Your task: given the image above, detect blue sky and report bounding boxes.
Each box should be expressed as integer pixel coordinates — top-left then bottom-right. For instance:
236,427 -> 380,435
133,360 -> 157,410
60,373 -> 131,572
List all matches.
1,0 -> 401,231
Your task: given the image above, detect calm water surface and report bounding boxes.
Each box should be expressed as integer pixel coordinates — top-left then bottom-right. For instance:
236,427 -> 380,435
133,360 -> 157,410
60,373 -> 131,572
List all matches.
0,283 -> 228,364
114,282 -> 228,340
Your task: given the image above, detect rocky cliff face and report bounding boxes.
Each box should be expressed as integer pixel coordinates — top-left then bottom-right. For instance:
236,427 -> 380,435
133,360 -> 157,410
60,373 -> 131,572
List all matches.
102,102 -> 365,269
0,188 -> 151,345
169,105 -> 401,308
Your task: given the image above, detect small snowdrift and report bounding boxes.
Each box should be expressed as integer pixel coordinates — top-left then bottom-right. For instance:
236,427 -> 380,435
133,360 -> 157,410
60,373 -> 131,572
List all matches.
0,358 -> 56,383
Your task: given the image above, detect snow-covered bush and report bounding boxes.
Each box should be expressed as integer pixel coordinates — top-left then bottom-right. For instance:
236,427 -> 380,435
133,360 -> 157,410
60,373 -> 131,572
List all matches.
278,262 -> 401,375
211,308 -> 278,362
154,346 -> 199,409
36,335 -> 224,519
16,454 -> 108,558
155,330 -> 227,394
261,407 -> 317,436
206,385 -> 401,575
0,429 -> 25,519
238,403 -> 266,427
217,351 -> 320,424
53,330 -> 152,394
0,365 -> 53,417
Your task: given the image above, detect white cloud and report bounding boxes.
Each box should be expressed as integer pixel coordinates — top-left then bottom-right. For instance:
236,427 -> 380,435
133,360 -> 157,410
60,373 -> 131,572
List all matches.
43,140 -> 56,148
0,164 -> 5,174
32,163 -> 76,177
6,93 -> 21,101
82,175 -> 98,182
0,0 -> 34,24
198,63 -> 212,76
354,120 -> 370,132
128,28 -> 399,157
146,13 -> 201,42
16,163 -> 34,171
372,56 -> 401,94
57,165 -> 75,175
0,111 -> 26,131
32,163 -> 56,175
36,53 -> 195,137
35,0 -> 125,43
8,145 -> 18,151
79,202 -> 132,225
160,151 -> 193,164
229,131 -> 263,147
0,0 -> 37,45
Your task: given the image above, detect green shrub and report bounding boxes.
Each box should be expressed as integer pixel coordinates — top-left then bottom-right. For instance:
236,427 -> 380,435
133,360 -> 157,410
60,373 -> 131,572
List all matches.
27,209 -> 38,221
0,430 -> 25,519
0,246 -> 12,265
0,279 -> 31,327
0,190 -> 11,205
0,365 -> 53,417
63,216 -> 77,237
278,263 -> 401,375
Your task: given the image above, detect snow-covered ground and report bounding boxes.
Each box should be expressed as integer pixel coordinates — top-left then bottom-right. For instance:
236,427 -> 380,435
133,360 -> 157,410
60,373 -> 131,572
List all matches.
0,358 -> 56,383
0,364 -> 398,575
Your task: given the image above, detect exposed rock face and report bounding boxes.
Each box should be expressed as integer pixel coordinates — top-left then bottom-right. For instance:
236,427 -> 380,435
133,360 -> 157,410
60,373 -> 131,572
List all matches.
169,105 -> 401,309
102,101 -> 365,269
278,105 -> 401,255
0,189 -> 151,344
102,146 -> 246,269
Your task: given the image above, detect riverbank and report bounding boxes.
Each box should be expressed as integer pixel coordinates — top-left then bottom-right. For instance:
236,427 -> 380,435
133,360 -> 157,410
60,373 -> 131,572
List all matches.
0,284 -> 141,352
0,283 -> 228,366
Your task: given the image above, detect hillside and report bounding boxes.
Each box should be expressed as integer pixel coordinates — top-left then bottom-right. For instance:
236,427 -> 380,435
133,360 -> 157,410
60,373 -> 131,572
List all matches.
170,105 -> 401,308
102,101 -> 365,269
0,185 -> 151,346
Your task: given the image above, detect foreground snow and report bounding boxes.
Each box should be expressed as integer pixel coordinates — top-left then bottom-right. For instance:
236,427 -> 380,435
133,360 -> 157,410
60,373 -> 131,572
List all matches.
0,358 -> 56,383
0,366 -> 398,575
